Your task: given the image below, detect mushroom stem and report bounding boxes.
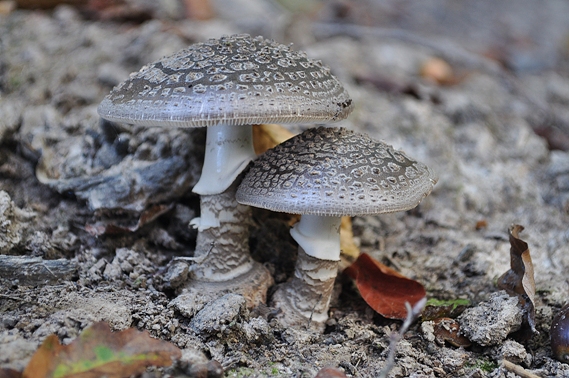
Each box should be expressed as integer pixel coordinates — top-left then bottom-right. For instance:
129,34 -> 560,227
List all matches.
189,179 -> 254,281
270,214 -> 342,330
192,124 -> 256,196
271,247 -> 338,330
290,214 -> 342,261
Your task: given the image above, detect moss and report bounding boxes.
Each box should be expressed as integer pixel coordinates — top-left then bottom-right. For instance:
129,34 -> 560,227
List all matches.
466,358 -> 498,373
425,298 -> 470,310
422,298 -> 471,320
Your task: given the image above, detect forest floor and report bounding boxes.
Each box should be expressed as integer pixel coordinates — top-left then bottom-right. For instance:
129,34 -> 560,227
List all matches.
1,0 -> 569,377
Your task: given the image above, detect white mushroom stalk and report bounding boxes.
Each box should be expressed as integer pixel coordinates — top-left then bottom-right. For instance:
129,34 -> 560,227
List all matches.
289,214 -> 342,262
192,124 -> 256,198
190,124 -> 256,272
275,214 -> 343,326
184,124 -> 256,282
187,124 -> 258,281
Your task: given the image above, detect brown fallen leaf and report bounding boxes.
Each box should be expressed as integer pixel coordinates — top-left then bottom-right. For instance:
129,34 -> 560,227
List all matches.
339,215 -> 360,269
475,219 -> 488,230
22,322 -> 181,378
252,124 -> 295,155
184,0 -> 214,20
433,317 -> 471,348
497,224 -> 537,339
420,57 -> 454,85
0,1 -> 16,14
344,253 -> 426,320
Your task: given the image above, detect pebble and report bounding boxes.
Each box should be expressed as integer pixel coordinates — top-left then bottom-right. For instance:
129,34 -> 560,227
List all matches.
458,291 -> 522,346
190,294 -> 247,336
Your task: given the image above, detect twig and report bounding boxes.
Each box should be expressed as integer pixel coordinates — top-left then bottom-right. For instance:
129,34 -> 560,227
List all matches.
172,241 -> 215,265
502,360 -> 541,378
378,298 -> 427,378
0,255 -> 78,285
0,294 -> 24,301
40,263 -> 57,278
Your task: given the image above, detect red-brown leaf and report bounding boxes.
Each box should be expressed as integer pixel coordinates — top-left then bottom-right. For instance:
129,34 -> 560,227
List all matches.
344,253 -> 426,319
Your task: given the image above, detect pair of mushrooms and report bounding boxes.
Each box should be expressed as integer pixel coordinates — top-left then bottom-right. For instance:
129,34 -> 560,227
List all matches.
98,34 -> 436,330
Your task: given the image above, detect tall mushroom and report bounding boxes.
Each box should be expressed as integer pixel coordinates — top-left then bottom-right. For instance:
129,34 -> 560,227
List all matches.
236,126 -> 437,330
97,35 -> 354,310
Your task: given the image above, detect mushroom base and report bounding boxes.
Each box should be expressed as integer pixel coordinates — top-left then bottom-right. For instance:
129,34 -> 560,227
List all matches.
270,247 -> 339,332
174,179 -> 274,313
171,261 -> 273,318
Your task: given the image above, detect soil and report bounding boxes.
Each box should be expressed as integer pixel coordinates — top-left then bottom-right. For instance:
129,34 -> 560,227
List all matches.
1,1 -> 569,377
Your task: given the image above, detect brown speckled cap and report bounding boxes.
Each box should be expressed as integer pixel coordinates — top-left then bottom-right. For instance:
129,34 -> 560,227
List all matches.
98,34 -> 353,127
236,127 -> 437,216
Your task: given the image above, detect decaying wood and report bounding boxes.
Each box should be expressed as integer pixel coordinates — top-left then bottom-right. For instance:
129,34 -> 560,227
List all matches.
0,255 -> 78,285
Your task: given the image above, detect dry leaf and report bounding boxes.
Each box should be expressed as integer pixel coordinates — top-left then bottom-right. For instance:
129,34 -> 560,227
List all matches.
432,318 -> 471,348
497,224 -> 537,338
22,322 -> 181,378
252,124 -> 295,155
420,57 -> 454,85
475,219 -> 488,230
344,253 -> 426,320
184,0 -> 214,20
0,1 -> 16,15
339,216 -> 360,269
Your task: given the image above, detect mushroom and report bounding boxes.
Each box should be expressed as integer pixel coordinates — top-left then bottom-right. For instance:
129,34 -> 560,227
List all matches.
97,34 -> 354,309
236,126 -> 437,330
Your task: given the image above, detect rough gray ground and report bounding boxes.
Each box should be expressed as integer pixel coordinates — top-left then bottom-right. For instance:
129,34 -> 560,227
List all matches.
1,1 -> 569,377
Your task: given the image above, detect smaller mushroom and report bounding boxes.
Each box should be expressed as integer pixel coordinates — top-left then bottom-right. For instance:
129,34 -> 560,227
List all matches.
97,34 -> 354,312
236,126 -> 437,331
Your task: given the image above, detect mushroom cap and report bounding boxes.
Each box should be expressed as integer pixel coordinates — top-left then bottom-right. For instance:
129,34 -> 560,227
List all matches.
236,127 -> 438,216
97,34 -> 353,127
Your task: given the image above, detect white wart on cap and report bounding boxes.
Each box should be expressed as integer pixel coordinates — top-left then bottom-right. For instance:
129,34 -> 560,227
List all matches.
236,126 -> 438,217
